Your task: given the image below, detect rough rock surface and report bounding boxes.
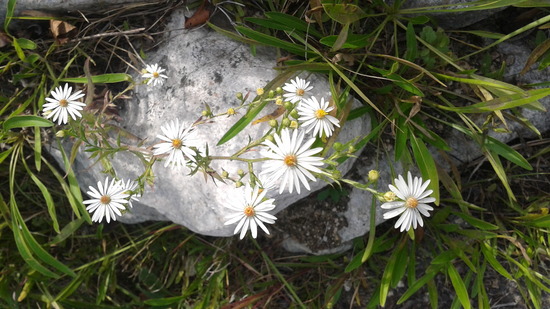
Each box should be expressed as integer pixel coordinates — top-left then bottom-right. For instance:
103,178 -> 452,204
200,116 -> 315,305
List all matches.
0,0 -> 166,22
387,0 -> 507,29
49,8 -> 370,237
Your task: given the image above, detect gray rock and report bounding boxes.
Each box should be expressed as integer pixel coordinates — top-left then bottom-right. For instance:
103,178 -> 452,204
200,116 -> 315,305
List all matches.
49,8 -> 370,237
0,0 -> 168,23
387,0 -> 507,29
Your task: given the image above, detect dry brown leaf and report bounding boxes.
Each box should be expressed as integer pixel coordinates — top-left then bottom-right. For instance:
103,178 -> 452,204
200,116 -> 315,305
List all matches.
252,106 -> 286,125
0,31 -> 11,48
50,19 -> 78,45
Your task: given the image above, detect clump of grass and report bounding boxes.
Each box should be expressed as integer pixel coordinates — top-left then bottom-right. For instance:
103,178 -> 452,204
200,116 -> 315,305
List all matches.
1,0 -> 550,307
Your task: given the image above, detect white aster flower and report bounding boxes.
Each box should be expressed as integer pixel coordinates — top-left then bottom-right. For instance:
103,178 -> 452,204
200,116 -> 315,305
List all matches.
116,179 -> 141,208
381,172 -> 436,232
42,84 -> 86,125
83,177 -> 130,223
153,119 -> 198,167
261,128 -> 324,194
224,183 -> 277,239
282,77 -> 313,103
297,96 -> 340,138
142,63 -> 168,86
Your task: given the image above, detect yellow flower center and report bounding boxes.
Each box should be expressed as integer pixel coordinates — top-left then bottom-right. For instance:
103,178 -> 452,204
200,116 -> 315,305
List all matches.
243,206 -> 255,217
153,72 -> 160,78
172,139 -> 182,149
100,195 -> 111,205
405,197 -> 418,208
315,109 -> 327,119
284,155 -> 297,167
296,88 -> 305,96
59,99 -> 68,107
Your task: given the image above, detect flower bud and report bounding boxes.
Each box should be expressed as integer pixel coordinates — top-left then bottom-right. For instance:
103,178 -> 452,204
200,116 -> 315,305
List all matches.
290,120 -> 298,129
256,88 -> 264,96
276,87 -> 283,94
284,101 -> 293,111
237,169 -> 245,177
368,170 -> 379,182
333,142 -> 343,151
235,181 -> 243,188
269,119 -> 278,128
236,92 -> 243,100
264,134 -> 274,143
347,145 -> 357,154
275,98 -> 283,105
281,118 -> 290,128
289,109 -> 299,119
227,108 -> 236,115
55,130 -> 65,138
221,170 -> 229,178
383,191 -> 397,202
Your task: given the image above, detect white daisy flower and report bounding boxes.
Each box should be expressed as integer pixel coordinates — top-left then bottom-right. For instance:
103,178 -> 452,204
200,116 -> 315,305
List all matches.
282,77 -> 313,103
297,96 -> 340,138
224,183 -> 277,239
42,84 -> 86,125
153,119 -> 198,167
83,177 -> 130,223
381,172 -> 436,232
116,179 -> 141,208
142,63 -> 168,86
261,128 -> 324,194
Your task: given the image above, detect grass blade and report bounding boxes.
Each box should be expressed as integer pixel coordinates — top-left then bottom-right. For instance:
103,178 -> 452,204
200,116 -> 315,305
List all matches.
217,70 -> 295,145
410,132 -> 440,204
447,264 -> 471,309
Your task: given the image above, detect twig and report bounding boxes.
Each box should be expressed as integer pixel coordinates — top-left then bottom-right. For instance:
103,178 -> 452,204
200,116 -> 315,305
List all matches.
72,28 -> 146,42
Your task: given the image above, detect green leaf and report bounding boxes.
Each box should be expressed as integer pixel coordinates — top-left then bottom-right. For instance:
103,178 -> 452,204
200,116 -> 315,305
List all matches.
144,295 -> 187,306
319,33 -> 371,49
235,26 -> 313,57
394,118 -> 409,161
369,65 -> 424,96
450,30 -> 505,39
28,169 -> 60,233
400,0 -> 534,14
330,23 -> 350,52
405,22 -> 418,61
3,115 -> 53,131
485,149 -> 517,201
207,22 -> 259,45
217,70 -> 296,145
481,243 -> 513,280
265,12 -> 323,38
513,0 -> 550,7
410,133 -> 440,204
447,264 -> 471,309
452,212 -> 499,230
436,88 -> 550,113
4,0 -> 17,31
61,73 -> 132,84
0,147 -> 14,165
398,263 -> 444,304
16,38 -> 37,50
379,245 -> 401,306
10,186 -> 74,278
322,3 -> 368,24
49,218 -> 85,245
484,136 -> 532,170
526,215 -> 550,227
